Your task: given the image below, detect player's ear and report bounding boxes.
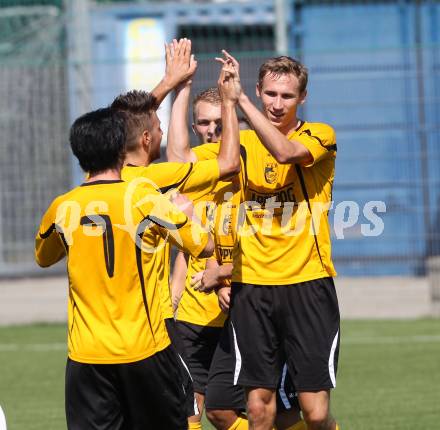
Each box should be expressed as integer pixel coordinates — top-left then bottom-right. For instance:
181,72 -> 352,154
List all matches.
256,83 -> 261,98
299,90 -> 307,105
141,130 -> 151,151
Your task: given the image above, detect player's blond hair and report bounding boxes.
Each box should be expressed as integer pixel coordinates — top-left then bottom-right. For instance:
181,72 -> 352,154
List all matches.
258,56 -> 308,93
192,87 -> 221,121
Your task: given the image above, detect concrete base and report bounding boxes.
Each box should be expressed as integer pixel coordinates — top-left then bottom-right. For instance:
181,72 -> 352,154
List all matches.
0,275 -> 436,326
431,301 -> 440,318
0,277 -> 68,325
336,277 -> 432,319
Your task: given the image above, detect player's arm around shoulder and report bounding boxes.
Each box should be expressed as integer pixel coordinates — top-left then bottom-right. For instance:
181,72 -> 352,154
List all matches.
35,195 -> 69,267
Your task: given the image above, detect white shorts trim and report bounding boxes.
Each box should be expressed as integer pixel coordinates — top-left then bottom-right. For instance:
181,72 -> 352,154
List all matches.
231,322 -> 242,386
328,329 -> 339,388
278,363 -> 292,410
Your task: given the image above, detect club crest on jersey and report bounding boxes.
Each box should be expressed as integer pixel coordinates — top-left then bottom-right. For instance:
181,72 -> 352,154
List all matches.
264,161 -> 278,184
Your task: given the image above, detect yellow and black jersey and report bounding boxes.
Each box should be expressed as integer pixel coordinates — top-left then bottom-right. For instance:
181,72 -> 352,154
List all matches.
176,168 -> 241,327
193,122 -> 337,285
175,181 -> 225,328
35,179 -> 209,364
121,159 -> 219,319
175,254 -> 226,327
124,159 -> 219,201
212,178 -> 240,268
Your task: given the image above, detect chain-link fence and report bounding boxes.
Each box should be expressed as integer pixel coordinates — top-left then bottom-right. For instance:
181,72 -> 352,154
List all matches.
0,1 -> 69,276
0,0 -> 439,277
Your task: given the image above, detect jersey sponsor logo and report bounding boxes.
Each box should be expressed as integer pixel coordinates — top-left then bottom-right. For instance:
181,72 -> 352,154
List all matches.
264,160 -> 278,184
216,245 -> 234,262
247,184 -> 296,208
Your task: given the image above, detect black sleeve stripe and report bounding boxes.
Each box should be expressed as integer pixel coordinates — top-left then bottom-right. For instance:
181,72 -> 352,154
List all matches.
139,214 -> 187,231
300,129 -> 336,152
39,223 -> 56,239
239,144 -> 248,188
39,223 -> 69,253
158,163 -> 194,194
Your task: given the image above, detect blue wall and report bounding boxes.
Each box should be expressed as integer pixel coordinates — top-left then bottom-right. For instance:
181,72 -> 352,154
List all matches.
290,1 -> 440,275
85,0 -> 440,276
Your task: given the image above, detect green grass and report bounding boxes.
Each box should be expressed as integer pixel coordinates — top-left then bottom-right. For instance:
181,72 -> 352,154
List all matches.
1,320 -> 440,429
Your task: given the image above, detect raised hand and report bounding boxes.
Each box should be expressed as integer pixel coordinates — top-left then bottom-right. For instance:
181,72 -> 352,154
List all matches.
216,50 -> 242,104
220,49 -> 240,76
164,38 -> 197,90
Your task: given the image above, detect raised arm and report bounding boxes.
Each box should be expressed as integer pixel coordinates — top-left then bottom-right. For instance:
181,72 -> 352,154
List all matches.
221,50 -> 311,165
151,38 -> 197,108
214,56 -> 241,178
238,94 -> 311,164
167,54 -> 241,179
166,79 -> 196,163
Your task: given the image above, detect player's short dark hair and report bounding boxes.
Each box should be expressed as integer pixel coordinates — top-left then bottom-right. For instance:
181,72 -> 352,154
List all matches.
69,107 -> 126,174
258,56 -> 308,93
111,90 -> 158,153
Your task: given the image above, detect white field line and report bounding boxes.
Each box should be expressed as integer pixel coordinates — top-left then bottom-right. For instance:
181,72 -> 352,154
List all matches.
0,335 -> 440,352
0,343 -> 65,352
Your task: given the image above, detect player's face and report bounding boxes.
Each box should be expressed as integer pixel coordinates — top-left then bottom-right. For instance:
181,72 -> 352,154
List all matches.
256,72 -> 306,133
148,111 -> 163,161
193,101 -> 222,144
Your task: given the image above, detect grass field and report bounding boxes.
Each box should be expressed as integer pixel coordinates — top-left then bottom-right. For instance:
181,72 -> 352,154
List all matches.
0,320 -> 440,429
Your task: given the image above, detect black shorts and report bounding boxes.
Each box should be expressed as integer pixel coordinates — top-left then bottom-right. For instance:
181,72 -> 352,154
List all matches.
230,277 -> 340,392
205,319 -> 299,412
65,347 -> 187,430
204,318 -> 245,411
176,321 -> 222,394
165,318 -> 198,417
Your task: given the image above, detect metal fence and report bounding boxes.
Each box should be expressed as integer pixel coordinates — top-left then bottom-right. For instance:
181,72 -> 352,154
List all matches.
0,3 -> 70,276
0,0 -> 439,277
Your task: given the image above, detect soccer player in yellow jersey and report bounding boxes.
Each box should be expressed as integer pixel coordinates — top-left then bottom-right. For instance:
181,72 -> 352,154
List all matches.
168,86 -> 306,430
110,39 -> 241,421
223,52 -> 340,430
35,107 -> 214,429
173,51 -> 341,430
167,82 -> 241,429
